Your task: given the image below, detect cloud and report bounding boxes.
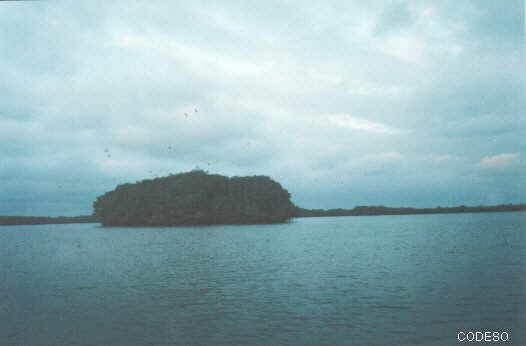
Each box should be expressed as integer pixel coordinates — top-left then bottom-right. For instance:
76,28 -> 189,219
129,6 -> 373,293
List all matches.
366,152 -> 404,161
347,80 -> 413,97
0,0 -> 524,215
480,153 -> 520,170
328,114 -> 409,134
430,155 -> 454,163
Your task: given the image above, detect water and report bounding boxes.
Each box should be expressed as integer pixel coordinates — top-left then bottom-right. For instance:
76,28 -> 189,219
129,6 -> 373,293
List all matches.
1,212 -> 525,345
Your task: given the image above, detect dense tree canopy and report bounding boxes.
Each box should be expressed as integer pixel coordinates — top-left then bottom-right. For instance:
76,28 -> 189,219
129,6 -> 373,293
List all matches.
93,170 -> 296,226
293,204 -> 526,217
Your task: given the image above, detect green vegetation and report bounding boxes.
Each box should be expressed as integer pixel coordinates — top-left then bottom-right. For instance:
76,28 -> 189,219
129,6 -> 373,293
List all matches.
93,170 -> 295,226
294,204 -> 526,217
2,170 -> 525,226
0,215 -> 97,226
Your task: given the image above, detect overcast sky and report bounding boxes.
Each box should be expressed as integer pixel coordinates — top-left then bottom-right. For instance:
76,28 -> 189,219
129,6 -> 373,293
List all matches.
1,1 -> 524,216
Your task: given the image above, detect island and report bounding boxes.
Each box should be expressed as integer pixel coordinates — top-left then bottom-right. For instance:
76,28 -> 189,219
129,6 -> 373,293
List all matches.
1,170 -> 525,226
294,204 -> 526,217
0,215 -> 98,226
93,170 -> 296,226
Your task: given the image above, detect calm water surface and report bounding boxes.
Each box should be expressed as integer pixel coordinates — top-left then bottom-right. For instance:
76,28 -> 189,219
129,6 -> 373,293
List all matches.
1,213 -> 525,345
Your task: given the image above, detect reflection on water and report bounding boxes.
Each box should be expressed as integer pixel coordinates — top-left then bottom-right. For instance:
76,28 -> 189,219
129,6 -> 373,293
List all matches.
1,212 -> 525,345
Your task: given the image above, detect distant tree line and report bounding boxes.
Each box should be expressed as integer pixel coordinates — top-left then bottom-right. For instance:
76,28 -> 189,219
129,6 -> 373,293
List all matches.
93,170 -> 296,226
293,203 -> 526,217
0,215 -> 97,226
3,170 -> 526,226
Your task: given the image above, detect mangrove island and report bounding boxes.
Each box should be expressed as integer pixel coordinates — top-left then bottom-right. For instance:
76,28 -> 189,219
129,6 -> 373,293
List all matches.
93,170 -> 296,226
1,170 -> 525,226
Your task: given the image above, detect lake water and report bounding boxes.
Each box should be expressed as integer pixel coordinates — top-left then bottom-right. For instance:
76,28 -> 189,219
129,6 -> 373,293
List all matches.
1,212 -> 525,345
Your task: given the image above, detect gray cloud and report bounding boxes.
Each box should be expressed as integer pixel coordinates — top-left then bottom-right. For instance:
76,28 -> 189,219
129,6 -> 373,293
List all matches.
0,0 -> 524,216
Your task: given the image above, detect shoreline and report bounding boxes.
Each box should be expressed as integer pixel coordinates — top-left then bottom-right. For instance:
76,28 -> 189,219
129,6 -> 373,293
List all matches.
294,203 -> 526,218
0,215 -> 98,226
1,203 -> 525,226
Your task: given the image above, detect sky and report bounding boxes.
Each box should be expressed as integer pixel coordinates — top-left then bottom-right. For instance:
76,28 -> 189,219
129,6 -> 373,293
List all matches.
0,0 -> 524,216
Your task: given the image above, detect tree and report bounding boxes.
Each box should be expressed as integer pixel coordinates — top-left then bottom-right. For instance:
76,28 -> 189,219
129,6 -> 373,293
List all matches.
93,170 -> 296,226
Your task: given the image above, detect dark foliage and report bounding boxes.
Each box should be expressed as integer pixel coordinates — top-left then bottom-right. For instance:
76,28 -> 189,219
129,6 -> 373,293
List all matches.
93,170 -> 295,226
0,215 -> 97,226
294,203 -> 526,218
